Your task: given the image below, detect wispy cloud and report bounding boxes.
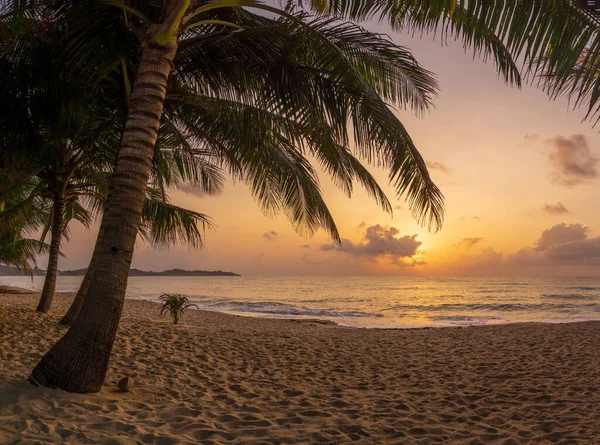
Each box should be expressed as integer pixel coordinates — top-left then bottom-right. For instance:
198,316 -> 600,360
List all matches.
458,237 -> 483,250
262,231 -> 279,242
427,161 -> 453,176
543,202 -> 569,215
524,133 -> 539,142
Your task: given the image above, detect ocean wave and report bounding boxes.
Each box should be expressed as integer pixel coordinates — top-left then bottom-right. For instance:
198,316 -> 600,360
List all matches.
380,302 -> 600,313
541,293 -> 599,300
298,298 -> 373,304
195,300 -> 383,319
429,315 -> 501,325
473,288 -> 515,293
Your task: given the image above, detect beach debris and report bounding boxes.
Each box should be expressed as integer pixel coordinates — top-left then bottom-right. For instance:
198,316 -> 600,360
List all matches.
118,376 -> 134,392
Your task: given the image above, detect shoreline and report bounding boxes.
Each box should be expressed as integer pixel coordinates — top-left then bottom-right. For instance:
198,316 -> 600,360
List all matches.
3,283 -> 600,331
2,287 -> 600,443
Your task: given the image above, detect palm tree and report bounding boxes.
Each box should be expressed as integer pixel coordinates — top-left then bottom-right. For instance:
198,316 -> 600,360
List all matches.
28,144 -> 113,313
10,0 -> 600,393
0,26 -> 218,315
0,95 -> 122,313
58,185 -> 215,326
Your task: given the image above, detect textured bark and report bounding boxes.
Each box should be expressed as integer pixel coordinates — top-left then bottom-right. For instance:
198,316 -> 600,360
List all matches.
36,197 -> 65,313
29,22 -> 182,392
58,261 -> 95,327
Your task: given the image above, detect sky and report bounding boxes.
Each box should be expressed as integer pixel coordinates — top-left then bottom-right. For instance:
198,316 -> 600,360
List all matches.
50,21 -> 600,276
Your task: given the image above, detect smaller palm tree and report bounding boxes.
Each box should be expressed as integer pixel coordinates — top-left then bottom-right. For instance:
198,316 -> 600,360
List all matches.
158,294 -> 199,325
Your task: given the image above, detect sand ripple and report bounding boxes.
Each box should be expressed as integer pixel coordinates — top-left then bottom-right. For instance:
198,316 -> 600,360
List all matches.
1,289 -> 600,444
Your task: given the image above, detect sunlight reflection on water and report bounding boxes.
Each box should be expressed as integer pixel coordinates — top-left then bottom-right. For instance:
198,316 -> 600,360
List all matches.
3,275 -> 600,328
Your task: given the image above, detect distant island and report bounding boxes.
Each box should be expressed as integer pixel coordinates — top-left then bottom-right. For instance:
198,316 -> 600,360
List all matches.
0,265 -> 240,277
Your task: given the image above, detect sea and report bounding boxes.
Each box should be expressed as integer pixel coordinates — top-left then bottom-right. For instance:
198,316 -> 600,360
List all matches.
2,275 -> 600,329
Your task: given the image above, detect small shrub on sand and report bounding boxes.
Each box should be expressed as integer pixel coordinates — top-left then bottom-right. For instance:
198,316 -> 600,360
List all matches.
159,294 -> 198,324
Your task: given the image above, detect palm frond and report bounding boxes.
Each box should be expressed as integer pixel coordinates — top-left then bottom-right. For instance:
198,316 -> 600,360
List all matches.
0,235 -> 49,275
140,196 -> 214,250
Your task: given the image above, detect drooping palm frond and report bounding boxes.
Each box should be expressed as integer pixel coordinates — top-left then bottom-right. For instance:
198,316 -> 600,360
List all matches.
6,2 -> 443,233
172,14 -> 445,230
0,234 -> 49,275
293,15 -> 441,113
139,194 -> 214,250
0,180 -> 52,275
152,125 -> 226,198
0,183 -> 50,238
307,0 -> 600,116
541,46 -> 600,125
164,88 -> 342,240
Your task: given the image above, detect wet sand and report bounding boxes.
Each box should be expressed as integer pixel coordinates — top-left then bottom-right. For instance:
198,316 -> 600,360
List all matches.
1,287 -> 600,444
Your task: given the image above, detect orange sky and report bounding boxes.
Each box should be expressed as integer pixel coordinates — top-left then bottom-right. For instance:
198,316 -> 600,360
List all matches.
52,25 -> 600,276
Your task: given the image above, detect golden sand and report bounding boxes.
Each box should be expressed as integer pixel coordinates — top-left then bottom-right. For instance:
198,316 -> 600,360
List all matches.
1,287 -> 600,444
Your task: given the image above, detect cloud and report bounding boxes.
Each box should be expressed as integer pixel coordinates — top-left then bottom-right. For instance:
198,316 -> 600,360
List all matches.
300,244 -> 310,249
459,247 -> 504,268
458,237 -> 483,250
504,223 -> 600,267
394,205 -> 403,211
440,223 -> 600,274
543,202 -> 569,215
548,134 -> 598,186
262,231 -> 279,242
534,223 -> 588,252
460,216 -> 482,221
320,224 -> 422,261
530,223 -> 600,265
543,238 -> 600,265
524,133 -> 539,142
427,161 -> 453,176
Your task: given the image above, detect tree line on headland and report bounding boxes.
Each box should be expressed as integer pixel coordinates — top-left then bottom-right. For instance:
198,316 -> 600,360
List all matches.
0,265 -> 240,276
1,1 -> 600,393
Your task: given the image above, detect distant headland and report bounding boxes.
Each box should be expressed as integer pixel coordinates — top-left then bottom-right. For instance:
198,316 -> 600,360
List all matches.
0,265 -> 240,277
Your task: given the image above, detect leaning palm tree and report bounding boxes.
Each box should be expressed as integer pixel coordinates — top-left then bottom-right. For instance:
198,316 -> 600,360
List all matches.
23,5 -> 446,393
58,183 -> 216,326
0,26 -> 219,315
14,0 -> 600,393
0,26 -> 125,311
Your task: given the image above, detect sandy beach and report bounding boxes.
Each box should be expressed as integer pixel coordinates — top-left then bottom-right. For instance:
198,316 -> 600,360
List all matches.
1,287 -> 600,444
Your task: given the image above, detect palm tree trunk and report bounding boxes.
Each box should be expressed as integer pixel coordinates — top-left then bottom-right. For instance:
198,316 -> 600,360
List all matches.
58,261 -> 95,326
36,197 -> 65,313
28,7 -> 188,391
